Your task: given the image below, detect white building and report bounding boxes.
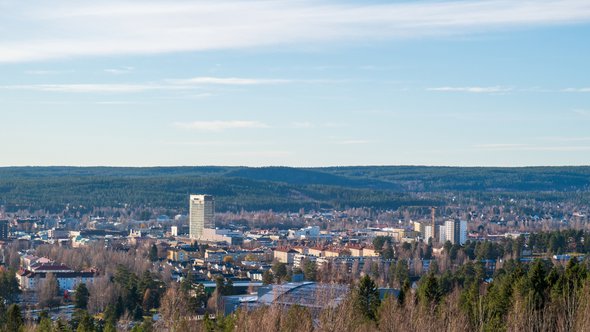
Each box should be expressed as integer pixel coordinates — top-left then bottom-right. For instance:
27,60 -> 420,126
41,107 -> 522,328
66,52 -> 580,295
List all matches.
194,228 -> 243,246
424,225 -> 434,243
288,226 -> 320,240
443,219 -> 467,245
293,253 -> 317,269
189,195 -> 215,239
17,263 -> 96,291
438,225 -> 446,244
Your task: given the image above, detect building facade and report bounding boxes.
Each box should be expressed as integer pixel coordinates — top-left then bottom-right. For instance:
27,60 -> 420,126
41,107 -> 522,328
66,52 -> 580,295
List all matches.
0,220 -> 9,240
444,219 -> 467,245
189,195 -> 215,239
17,270 -> 96,291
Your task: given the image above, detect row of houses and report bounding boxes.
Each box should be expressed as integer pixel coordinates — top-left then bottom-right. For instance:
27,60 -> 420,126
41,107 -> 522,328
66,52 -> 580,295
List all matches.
16,256 -> 97,291
274,245 -> 380,264
17,269 -> 96,291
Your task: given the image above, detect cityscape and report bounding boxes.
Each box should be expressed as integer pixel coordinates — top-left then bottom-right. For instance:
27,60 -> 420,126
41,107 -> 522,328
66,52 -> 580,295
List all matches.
2,0 -> 590,331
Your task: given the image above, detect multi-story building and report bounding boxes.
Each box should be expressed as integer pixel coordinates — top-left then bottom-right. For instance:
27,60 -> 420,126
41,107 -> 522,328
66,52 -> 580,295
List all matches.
308,247 -> 325,257
424,225 -> 434,243
347,245 -> 363,257
444,219 -> 468,245
438,225 -> 447,244
17,269 -> 96,291
288,226 -> 320,240
0,220 -> 9,240
293,253 -> 317,269
167,246 -> 200,263
196,228 -> 243,246
189,195 -> 215,239
362,247 -> 379,257
414,221 -> 425,236
274,248 -> 298,264
324,248 -> 345,258
375,228 -> 406,242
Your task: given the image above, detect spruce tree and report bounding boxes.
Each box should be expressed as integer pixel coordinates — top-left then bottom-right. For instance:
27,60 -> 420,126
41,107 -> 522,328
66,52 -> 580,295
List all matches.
354,275 -> 381,321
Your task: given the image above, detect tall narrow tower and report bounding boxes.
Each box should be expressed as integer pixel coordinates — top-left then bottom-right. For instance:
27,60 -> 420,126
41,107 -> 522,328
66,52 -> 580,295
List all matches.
189,195 -> 215,238
431,207 -> 436,244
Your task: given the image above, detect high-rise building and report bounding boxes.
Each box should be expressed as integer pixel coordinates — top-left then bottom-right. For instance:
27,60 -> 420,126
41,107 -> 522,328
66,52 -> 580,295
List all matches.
189,195 -> 215,239
438,224 -> 447,244
0,220 -> 8,240
425,225 -> 439,244
444,219 -> 467,245
424,225 -> 432,242
460,220 -> 467,245
414,221 -> 425,235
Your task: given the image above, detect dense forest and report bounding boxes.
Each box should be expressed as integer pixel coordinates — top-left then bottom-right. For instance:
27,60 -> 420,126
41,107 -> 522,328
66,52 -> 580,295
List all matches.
0,166 -> 589,213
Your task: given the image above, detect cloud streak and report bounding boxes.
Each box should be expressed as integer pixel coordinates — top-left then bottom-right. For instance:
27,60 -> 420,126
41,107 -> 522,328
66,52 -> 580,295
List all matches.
563,88 -> 590,92
167,77 -> 290,85
174,120 -> 269,131
0,84 -> 172,93
428,86 -> 512,93
2,0 -> 590,62
335,140 -> 373,145
104,66 -> 134,75
473,143 -> 590,152
0,76 -> 294,93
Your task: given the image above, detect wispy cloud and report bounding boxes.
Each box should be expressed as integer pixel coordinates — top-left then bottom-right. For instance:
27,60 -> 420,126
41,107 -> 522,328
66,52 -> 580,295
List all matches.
166,140 -> 272,147
0,83 -> 176,93
292,122 -> 315,129
335,140 -> 373,145
220,151 -> 294,158
95,100 -> 143,105
173,120 -> 269,131
2,1 -> 590,62
167,77 -> 290,85
0,76 -> 294,94
573,109 -> 590,116
473,143 -> 590,152
290,122 -> 351,129
473,143 -> 529,149
428,86 -> 512,93
537,136 -> 590,142
24,70 -> 64,75
563,88 -> 590,92
104,66 -> 134,75
324,122 -> 349,128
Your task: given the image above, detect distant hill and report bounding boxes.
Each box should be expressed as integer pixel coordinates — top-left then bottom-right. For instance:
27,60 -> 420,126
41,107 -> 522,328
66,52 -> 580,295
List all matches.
0,166 -> 588,212
225,167 -> 402,190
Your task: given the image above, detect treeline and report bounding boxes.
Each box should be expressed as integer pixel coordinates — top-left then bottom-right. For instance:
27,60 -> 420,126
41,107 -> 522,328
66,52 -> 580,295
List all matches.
3,166 -> 590,192
163,257 -> 590,332
2,165 -> 590,213
323,165 -> 590,191
0,175 -> 435,213
54,257 -> 590,332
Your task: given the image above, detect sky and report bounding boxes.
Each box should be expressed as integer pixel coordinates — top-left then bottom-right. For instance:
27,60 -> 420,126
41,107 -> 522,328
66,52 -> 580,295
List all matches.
1,0 -> 589,167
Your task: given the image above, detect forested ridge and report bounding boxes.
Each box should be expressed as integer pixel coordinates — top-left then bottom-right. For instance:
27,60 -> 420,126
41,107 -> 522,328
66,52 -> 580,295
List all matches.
0,166 -> 589,213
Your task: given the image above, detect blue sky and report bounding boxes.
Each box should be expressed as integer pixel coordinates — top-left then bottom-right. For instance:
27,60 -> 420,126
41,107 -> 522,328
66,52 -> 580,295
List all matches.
1,0 -> 589,167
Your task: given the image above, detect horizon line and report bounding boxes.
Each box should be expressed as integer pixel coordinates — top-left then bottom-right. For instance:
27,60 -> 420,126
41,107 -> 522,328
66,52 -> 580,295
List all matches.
1,164 -> 589,169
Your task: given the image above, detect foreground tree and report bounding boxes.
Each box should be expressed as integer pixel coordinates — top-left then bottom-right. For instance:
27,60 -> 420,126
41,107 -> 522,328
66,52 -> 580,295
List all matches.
354,275 -> 381,321
149,244 -> 158,262
75,283 -> 90,310
5,304 -> 23,332
39,273 -> 60,308
158,285 -> 192,331
0,270 -> 20,304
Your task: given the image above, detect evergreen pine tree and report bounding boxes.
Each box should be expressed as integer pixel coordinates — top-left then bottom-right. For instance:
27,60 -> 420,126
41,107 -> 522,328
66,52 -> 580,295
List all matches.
354,275 -> 381,321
